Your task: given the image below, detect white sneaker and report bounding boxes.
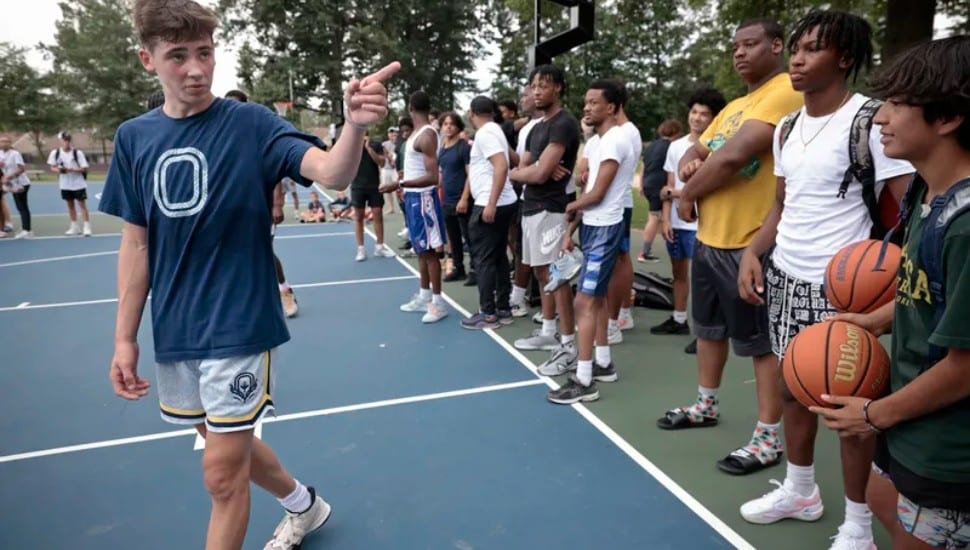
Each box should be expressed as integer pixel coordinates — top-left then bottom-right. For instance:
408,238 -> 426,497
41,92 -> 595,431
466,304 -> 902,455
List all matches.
65,223 -> 80,236
374,244 -> 396,258
355,246 -> 367,262
514,329 -> 560,351
608,324 -> 623,345
828,522 -> 877,550
422,302 -> 448,323
14,230 -> 32,239
537,342 -> 578,376
509,300 -> 529,318
2,223 -> 12,232
397,227 -> 409,239
740,479 -> 824,525
400,294 -> 429,313
82,222 -> 92,236
281,289 -> 298,318
264,492 -> 332,550
618,310 -> 635,331
0,231 -> 7,238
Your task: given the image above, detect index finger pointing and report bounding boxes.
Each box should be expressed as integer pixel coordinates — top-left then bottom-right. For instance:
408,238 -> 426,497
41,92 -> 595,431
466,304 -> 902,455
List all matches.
361,61 -> 402,86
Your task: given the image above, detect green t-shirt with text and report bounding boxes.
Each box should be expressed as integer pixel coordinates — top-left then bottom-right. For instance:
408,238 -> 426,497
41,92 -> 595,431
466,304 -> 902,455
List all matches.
889,179 -> 970,483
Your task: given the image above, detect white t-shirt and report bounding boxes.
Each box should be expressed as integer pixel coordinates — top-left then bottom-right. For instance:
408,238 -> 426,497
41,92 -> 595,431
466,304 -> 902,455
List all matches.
621,121 -> 642,209
47,147 -> 89,191
663,135 -> 699,231
583,126 -> 636,226
772,94 -> 915,283
469,122 -> 517,207
0,149 -> 29,189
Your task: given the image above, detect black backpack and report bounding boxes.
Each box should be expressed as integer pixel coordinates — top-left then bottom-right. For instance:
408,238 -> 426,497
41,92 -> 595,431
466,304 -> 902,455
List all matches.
778,98 -> 898,244
632,271 -> 674,310
55,148 -> 88,180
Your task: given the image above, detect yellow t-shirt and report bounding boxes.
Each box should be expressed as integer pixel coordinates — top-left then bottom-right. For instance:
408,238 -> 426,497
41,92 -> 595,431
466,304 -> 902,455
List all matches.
696,72 -> 803,249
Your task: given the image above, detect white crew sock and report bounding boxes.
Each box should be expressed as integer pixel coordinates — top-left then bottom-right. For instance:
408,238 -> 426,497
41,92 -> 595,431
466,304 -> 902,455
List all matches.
785,462 -> 816,498
278,481 -> 311,514
576,360 -> 593,386
595,345 -> 611,366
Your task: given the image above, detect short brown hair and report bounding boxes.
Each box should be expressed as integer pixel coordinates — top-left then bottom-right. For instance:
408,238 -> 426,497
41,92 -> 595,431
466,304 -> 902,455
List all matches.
657,119 -> 683,139
133,0 -> 219,50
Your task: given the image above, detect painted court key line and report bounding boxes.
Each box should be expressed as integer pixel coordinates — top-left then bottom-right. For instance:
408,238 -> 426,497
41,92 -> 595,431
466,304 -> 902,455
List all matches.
0,379 -> 544,464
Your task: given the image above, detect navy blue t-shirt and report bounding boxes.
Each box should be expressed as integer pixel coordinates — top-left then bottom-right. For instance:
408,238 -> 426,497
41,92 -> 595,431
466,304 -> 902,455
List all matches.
439,140 -> 470,207
99,98 -> 323,362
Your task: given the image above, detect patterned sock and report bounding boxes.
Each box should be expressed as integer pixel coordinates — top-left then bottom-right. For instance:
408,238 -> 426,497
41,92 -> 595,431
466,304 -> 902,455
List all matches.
685,386 -> 719,421
743,421 -> 783,464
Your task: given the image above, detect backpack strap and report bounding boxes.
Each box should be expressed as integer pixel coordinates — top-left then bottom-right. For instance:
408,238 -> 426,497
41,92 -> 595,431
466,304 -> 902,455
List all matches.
919,177 -> 970,367
777,111 -> 799,151
842,98 -> 885,238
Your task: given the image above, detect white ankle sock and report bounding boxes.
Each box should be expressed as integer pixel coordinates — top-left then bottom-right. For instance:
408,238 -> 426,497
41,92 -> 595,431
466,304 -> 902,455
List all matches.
786,462 -> 816,497
418,288 -> 431,301
279,283 -> 290,292
432,294 -> 445,307
511,286 -> 526,304
542,319 -> 557,336
278,481 -> 311,513
595,345 -> 611,366
561,333 -> 575,345
844,497 -> 873,531
576,360 -> 593,386
673,310 -> 688,324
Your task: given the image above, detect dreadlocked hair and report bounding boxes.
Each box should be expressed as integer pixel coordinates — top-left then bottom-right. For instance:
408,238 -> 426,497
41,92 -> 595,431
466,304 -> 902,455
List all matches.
788,9 -> 873,83
871,36 -> 970,150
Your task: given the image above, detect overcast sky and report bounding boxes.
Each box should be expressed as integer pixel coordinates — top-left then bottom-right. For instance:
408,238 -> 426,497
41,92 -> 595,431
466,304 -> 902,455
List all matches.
0,0 -> 499,108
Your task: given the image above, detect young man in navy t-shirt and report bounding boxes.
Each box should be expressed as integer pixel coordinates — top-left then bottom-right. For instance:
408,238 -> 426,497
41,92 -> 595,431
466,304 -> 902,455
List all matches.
100,1 -> 398,548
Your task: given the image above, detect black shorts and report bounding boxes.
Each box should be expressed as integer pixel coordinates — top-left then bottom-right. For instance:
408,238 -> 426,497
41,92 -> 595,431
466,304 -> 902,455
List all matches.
61,189 -> 87,201
645,189 -> 662,213
691,241 -> 771,357
351,187 -> 384,209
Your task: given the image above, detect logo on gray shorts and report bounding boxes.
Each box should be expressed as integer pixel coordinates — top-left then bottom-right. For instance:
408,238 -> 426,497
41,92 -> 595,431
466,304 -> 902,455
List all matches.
230,372 -> 259,403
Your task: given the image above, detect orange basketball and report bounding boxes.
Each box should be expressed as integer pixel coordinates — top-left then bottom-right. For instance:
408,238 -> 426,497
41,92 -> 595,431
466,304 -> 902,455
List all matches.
824,239 -> 901,314
782,320 -> 890,409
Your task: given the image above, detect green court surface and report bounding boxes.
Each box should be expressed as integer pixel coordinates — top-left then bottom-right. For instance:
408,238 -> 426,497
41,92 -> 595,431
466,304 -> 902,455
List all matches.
385,189 -> 890,550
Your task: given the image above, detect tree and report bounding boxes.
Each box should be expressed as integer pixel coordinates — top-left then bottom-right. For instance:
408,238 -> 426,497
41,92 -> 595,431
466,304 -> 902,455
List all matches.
44,0 -> 157,141
220,0 -> 485,122
0,43 -> 71,162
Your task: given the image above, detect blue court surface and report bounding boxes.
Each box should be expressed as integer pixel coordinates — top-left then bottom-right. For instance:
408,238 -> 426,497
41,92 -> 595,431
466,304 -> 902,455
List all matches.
0,217 -> 752,549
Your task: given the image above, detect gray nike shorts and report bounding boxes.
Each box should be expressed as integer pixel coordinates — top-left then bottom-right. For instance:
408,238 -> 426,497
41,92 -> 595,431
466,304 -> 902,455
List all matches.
522,210 -> 566,267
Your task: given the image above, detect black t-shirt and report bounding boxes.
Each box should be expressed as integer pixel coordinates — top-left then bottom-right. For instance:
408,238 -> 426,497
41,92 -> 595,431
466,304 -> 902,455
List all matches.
501,119 -> 518,150
352,139 -> 384,190
522,110 -> 580,215
641,138 -> 671,193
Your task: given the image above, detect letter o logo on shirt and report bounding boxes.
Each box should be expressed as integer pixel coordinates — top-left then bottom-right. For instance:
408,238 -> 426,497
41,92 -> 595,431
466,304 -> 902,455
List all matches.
153,147 -> 209,218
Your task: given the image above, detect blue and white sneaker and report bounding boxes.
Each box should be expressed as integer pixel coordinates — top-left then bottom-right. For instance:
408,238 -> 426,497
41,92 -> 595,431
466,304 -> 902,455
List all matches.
544,249 -> 584,294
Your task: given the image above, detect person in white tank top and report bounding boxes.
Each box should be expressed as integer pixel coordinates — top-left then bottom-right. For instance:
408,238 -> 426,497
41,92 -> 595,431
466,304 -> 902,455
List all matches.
397,91 -> 449,323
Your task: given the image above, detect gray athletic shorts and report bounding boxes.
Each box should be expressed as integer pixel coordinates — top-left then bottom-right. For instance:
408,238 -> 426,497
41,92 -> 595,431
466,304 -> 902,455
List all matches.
522,210 -> 566,267
691,241 -> 771,357
156,349 -> 277,433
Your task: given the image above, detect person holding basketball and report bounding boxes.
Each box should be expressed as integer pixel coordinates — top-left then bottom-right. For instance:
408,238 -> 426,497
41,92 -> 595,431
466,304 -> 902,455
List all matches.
100,1 -> 398,548
734,11 -> 913,549
813,35 -> 970,550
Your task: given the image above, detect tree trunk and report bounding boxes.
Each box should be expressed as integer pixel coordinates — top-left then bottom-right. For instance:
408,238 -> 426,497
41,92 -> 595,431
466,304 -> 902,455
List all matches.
882,0 -> 937,62
30,131 -> 46,166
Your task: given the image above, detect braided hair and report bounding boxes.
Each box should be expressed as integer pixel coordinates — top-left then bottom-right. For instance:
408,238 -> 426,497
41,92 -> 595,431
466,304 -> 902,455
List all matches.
788,9 -> 873,83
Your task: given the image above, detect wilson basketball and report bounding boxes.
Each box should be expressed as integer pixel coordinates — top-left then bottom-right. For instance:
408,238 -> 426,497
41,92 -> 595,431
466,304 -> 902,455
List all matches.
824,240 -> 901,314
782,320 -> 890,409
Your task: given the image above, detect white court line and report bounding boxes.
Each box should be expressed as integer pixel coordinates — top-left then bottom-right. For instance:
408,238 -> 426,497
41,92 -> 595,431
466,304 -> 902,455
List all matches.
275,231 -> 354,240
314,182 -> 758,550
0,379 -> 544,464
0,275 -> 415,312
0,232 -> 122,242
0,250 -> 118,268
16,302 -> 29,308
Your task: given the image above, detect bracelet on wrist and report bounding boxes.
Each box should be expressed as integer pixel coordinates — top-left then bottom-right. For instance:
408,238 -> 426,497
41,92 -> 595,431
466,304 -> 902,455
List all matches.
862,399 -> 884,433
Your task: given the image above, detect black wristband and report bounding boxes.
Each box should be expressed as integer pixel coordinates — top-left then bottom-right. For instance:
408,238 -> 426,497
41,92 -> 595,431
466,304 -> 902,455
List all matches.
862,399 -> 884,433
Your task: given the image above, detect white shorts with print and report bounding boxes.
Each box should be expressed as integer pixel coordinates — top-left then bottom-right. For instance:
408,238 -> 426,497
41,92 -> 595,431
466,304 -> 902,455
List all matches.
522,210 -> 566,267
